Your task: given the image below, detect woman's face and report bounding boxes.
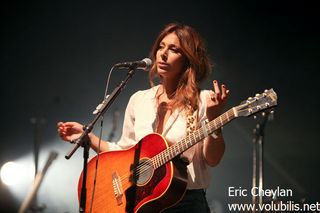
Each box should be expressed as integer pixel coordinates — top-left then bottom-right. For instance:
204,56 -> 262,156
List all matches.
156,32 -> 187,80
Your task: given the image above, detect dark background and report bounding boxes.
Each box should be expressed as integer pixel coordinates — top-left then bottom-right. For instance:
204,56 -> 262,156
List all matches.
1,0 -> 319,212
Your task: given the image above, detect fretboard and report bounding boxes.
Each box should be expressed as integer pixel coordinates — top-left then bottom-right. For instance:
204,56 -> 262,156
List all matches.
151,107 -> 237,169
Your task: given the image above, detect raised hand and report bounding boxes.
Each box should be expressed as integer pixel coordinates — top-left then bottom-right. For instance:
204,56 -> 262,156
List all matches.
206,80 -> 230,120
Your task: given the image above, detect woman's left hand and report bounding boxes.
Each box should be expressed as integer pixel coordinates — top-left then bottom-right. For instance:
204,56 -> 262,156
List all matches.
206,80 -> 230,121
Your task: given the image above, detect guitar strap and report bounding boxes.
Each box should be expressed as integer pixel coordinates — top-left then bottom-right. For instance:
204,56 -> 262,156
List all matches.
180,105 -> 198,164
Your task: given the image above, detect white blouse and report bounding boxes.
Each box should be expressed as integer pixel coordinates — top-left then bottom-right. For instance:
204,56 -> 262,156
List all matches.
108,85 -> 212,189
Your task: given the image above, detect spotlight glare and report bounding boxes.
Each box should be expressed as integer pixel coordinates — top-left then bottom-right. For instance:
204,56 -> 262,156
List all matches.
1,161 -> 24,186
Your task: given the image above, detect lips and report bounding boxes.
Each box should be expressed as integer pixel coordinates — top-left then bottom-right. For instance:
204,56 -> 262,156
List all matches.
158,62 -> 169,69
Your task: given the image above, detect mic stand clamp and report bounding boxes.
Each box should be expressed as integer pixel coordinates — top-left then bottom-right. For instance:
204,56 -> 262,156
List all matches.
64,68 -> 136,213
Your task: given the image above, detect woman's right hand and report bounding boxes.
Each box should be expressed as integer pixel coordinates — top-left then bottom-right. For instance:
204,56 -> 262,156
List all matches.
57,121 -> 84,142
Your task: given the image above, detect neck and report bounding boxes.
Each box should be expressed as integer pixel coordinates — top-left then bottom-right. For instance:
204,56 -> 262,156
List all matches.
161,78 -> 179,99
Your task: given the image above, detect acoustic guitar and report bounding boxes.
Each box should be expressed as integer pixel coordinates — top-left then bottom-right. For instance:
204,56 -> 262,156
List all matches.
78,89 -> 277,213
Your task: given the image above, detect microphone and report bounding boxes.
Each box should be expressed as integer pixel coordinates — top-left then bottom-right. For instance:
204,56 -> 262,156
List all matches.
113,58 -> 152,71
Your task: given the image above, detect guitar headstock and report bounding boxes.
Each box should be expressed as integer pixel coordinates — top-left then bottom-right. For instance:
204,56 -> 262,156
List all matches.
235,89 -> 278,117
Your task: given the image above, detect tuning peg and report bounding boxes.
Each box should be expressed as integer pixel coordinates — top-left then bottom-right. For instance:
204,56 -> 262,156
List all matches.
253,115 -> 257,119
247,97 -> 254,104
268,110 -> 275,121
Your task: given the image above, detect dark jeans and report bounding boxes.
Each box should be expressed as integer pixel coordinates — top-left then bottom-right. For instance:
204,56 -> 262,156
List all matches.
162,189 -> 211,213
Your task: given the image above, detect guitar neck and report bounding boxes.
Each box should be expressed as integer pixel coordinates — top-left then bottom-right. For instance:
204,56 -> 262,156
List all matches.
152,107 -> 237,169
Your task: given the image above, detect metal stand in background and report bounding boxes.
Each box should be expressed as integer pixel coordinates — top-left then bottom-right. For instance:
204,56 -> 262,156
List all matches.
107,110 -> 120,141
30,117 -> 46,213
65,67 -> 137,213
18,151 -> 58,213
252,111 -> 274,213
19,118 -> 58,213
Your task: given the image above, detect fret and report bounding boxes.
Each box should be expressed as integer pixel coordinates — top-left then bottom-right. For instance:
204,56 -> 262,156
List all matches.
176,143 -> 183,155
165,151 -> 169,162
182,140 -> 186,151
193,131 -> 198,142
152,109 -> 236,169
166,150 -> 170,161
213,119 -> 218,130
156,155 -> 160,168
175,144 -> 179,155
149,89 -> 277,173
173,146 -> 177,157
219,116 -> 223,126
184,137 -> 190,150
155,156 -> 159,168
171,147 -> 175,159
221,114 -> 226,123
171,145 -> 176,157
232,107 -> 238,117
191,133 -> 196,146
198,129 -> 204,141
225,111 -> 230,121
152,156 -> 158,168
160,152 -> 165,165
157,155 -> 161,167
152,158 -> 156,169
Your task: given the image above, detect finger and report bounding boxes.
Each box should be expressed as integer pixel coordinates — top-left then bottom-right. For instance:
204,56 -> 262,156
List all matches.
221,84 -> 227,99
64,122 -> 77,127
213,80 -> 221,97
57,122 -> 65,128
58,132 -> 65,138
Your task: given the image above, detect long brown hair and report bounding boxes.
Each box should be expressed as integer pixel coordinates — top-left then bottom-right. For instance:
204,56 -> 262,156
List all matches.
149,23 -> 213,112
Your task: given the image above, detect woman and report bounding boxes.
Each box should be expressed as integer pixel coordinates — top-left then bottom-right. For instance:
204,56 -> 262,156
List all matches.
58,23 -> 229,212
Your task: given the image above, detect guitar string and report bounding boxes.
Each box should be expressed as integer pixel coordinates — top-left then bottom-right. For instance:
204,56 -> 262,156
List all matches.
117,124 -> 217,183
125,101 -> 273,183
90,102 -> 270,197
116,135 -> 188,182
117,132 -> 198,183
117,109 -> 236,184
117,108 -> 239,184
114,104 -> 270,190
117,136 -> 189,183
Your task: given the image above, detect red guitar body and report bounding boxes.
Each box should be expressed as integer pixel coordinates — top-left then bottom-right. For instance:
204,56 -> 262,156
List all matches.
78,133 -> 188,213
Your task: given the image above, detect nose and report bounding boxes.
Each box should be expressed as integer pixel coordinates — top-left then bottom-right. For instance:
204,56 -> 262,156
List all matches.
159,48 -> 168,61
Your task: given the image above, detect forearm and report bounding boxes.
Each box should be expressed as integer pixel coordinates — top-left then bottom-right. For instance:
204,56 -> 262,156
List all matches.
88,133 -> 110,153
203,129 -> 225,167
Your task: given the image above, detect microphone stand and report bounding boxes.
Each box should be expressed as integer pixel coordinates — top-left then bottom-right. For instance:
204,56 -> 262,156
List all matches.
252,111 -> 273,212
65,67 -> 137,213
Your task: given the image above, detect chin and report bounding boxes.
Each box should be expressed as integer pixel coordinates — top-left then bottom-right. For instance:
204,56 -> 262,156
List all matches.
157,68 -> 168,75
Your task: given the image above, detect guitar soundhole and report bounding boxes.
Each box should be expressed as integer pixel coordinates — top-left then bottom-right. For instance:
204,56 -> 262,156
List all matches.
125,162 -> 167,212
134,158 -> 154,186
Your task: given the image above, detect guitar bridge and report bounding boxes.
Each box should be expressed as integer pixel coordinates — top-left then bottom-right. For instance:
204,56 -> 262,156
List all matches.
112,172 -> 123,206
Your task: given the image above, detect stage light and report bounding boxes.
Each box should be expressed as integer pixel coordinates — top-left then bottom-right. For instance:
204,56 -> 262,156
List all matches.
0,161 -> 25,186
